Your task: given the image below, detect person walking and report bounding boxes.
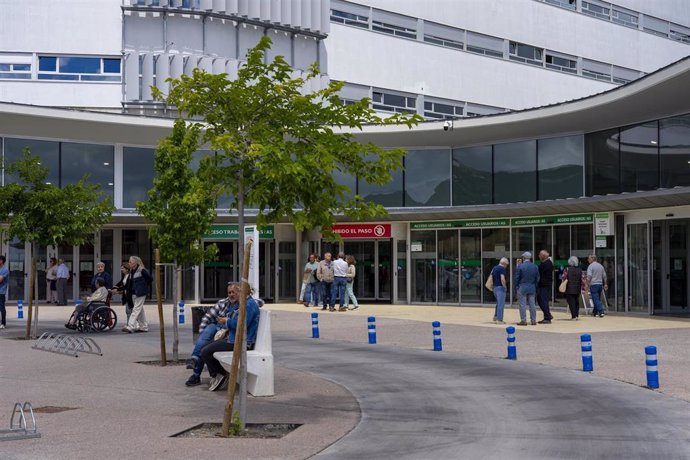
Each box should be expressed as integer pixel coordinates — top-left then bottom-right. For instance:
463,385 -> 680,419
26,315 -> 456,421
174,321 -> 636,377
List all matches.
587,254 -> 608,318
491,257 -> 509,324
111,263 -> 134,320
122,256 -> 152,333
317,252 -> 335,311
302,254 -> 319,307
56,258 -> 70,306
46,257 -> 58,303
0,256 -> 8,329
333,252 -> 349,312
562,256 -> 586,320
344,255 -> 360,310
515,251 -> 540,326
537,250 -> 554,324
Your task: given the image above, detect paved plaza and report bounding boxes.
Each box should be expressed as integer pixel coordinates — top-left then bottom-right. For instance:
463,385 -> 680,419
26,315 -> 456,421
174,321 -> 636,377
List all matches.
1,302 -> 690,459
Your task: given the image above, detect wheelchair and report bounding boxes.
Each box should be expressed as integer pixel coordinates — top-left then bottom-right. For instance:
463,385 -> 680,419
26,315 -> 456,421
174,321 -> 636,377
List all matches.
68,292 -> 117,333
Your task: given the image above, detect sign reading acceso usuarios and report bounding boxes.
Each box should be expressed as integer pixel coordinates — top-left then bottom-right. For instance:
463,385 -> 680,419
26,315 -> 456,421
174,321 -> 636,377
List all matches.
411,214 -> 593,230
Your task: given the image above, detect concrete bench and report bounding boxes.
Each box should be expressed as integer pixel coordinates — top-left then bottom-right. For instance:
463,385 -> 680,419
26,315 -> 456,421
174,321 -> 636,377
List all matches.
214,308 -> 274,397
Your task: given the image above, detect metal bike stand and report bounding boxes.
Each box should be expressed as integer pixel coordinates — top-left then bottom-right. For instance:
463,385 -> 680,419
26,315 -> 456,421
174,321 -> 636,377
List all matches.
0,402 -> 41,441
32,332 -> 103,357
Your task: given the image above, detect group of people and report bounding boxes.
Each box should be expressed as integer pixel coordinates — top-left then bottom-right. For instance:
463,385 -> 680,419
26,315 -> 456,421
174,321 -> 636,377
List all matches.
45,257 -> 72,305
300,252 -> 359,312
492,251 -> 608,325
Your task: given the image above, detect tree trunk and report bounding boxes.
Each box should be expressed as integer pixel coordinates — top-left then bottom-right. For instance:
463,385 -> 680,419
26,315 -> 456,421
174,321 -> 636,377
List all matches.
155,249 -> 167,366
24,245 -> 34,339
172,259 -> 179,361
237,184 -> 248,429
31,255 -> 38,339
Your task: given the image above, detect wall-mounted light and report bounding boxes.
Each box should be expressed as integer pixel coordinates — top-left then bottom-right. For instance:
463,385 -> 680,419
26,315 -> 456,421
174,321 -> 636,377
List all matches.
650,140 -> 657,145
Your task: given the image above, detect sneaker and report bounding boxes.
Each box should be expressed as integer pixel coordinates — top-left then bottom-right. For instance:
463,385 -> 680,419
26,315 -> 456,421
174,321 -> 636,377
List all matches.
598,313 -> 605,318
329,307 -> 335,312
516,321 -> 528,326
538,320 -> 551,324
495,320 -> 506,325
303,302 -> 310,308
209,374 -> 229,392
338,306 -> 348,312
321,306 -> 327,311
186,357 -> 199,370
493,316 -> 497,322
0,324 -> 5,329
531,320 -> 537,326
121,327 -> 133,333
185,374 -> 201,387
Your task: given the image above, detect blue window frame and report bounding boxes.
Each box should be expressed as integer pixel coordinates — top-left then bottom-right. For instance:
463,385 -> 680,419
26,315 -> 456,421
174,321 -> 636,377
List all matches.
103,58 -> 121,73
38,56 -> 121,82
39,56 -> 57,72
59,57 -> 100,74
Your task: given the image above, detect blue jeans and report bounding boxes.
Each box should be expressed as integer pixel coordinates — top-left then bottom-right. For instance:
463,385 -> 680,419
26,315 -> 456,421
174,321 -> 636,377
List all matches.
590,284 -> 604,315
321,282 -> 333,308
192,323 -> 220,376
305,283 -> 318,306
333,277 -> 347,307
518,290 -> 536,322
493,286 -> 506,321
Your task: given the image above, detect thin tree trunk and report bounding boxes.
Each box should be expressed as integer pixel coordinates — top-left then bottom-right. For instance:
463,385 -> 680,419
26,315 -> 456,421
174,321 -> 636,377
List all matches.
31,256 -> 38,339
237,183 -> 248,429
172,259 -> 179,361
155,249 -> 167,366
24,245 -> 34,339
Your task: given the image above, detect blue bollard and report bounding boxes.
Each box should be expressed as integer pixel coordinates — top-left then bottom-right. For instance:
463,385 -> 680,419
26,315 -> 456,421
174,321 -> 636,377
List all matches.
178,301 -> 185,324
506,326 -> 517,360
645,345 -> 659,389
432,321 -> 442,351
17,299 -> 23,319
311,312 -> 319,339
580,334 -> 593,372
368,316 -> 376,344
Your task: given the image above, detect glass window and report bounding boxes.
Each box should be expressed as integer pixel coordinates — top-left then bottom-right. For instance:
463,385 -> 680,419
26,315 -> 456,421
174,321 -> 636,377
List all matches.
538,135 -> 584,200
612,8 -> 638,28
582,1 -> 611,20
452,145 -> 492,205
372,90 -> 416,114
660,114 -> 690,188
544,0 -> 576,10
424,100 -> 464,119
59,57 -> 100,74
437,230 -> 459,303
460,229 -> 482,303
103,58 -> 122,73
423,21 -> 464,50
332,169 -> 356,202
60,142 -> 114,202
404,149 -> 450,206
620,121 -> 659,192
397,239 -> 407,302
466,31 -> 504,58
585,128 -> 619,196
123,147 -> 154,208
38,56 -> 56,72
628,223 -> 649,312
582,59 -> 612,82
3,138 -> 59,186
509,41 -> 543,66
493,140 -> 537,203
482,227 -> 510,303
371,10 -> 417,39
572,224 -> 593,261
358,153 -> 403,207
545,52 -> 577,74
411,231 -> 436,302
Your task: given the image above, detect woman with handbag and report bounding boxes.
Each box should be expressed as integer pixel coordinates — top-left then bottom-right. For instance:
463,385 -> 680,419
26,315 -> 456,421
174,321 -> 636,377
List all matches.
344,255 -> 360,310
561,256 -> 587,320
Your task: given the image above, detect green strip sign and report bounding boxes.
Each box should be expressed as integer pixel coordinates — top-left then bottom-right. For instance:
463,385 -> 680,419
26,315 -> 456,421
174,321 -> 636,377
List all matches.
412,214 -> 593,230
511,214 -> 593,226
204,224 -> 274,240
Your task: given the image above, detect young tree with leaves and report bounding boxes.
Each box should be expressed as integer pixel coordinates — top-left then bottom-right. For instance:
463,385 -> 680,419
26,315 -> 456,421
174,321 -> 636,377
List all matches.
152,35 -> 420,433
0,149 -> 113,338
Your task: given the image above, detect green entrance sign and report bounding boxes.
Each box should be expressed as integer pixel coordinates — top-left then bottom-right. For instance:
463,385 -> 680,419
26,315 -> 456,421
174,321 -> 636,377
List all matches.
204,224 -> 274,240
411,214 -> 593,230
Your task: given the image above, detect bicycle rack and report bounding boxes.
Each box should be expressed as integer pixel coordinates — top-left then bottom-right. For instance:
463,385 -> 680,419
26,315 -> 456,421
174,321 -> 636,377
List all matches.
0,402 -> 41,441
32,332 -> 102,357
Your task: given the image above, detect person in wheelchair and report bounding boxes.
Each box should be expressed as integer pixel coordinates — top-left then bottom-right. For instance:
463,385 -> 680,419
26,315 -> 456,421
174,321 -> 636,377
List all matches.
65,278 -> 109,330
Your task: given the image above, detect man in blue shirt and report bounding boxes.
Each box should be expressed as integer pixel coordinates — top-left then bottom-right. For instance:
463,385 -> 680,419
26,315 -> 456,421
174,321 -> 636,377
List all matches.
0,255 -> 8,329
491,258 -> 509,324
515,251 -> 540,326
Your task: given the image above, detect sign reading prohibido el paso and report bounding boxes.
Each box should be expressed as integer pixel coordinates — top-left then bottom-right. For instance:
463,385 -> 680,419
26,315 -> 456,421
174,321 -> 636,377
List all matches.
327,224 -> 392,239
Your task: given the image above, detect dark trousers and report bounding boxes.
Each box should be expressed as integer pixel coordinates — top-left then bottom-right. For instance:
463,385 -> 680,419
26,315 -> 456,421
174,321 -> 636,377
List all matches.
565,293 -> 580,318
321,282 -> 333,307
0,293 -> 5,326
537,286 -> 553,320
200,339 -> 235,378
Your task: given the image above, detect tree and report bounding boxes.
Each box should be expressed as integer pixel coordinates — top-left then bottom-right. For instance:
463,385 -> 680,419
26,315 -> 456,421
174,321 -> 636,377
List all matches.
137,120 -> 219,362
0,149 -> 113,338
152,35 -> 420,433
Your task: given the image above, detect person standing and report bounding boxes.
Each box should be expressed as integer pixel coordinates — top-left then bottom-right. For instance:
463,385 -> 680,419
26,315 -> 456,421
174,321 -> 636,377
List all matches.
0,256 -> 8,329
344,255 -> 360,310
515,251 -> 540,326
562,256 -> 586,320
537,250 -> 554,324
111,263 -> 134,320
302,254 -> 319,307
587,254 -> 608,318
56,258 -> 70,306
333,252 -> 349,312
46,257 -> 58,303
123,256 -> 152,333
90,261 -> 113,291
317,252 -> 335,311
491,257 -> 509,324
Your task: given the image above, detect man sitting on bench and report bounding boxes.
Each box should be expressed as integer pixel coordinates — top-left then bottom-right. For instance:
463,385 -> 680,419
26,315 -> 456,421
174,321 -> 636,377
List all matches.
193,287 -> 260,392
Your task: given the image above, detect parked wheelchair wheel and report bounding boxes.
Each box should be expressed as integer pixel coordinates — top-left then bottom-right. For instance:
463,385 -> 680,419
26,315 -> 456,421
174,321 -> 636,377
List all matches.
90,307 -> 117,332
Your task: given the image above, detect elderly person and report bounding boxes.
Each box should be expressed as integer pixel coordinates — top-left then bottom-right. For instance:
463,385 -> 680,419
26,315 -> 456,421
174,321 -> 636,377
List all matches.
537,250 -> 554,324
491,257 -> 509,324
317,252 -> 335,311
515,251 -> 540,326
122,256 -> 152,333
90,261 -> 113,291
562,256 -> 586,320
587,254 -> 608,318
46,257 -> 58,303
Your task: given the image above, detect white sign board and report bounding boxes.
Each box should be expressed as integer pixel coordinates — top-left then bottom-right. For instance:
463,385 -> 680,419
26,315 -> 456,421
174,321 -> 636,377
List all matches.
244,225 -> 260,299
595,213 -> 613,236
595,236 -> 607,248
411,241 -> 423,252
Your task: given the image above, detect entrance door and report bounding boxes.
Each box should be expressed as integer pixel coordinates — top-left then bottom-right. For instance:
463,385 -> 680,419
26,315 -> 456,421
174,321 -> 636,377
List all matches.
203,241 -> 236,301
668,221 -> 688,312
341,240 -> 393,302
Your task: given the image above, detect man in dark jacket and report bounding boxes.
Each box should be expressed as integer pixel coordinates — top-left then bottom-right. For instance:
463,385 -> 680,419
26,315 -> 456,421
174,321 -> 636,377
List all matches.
537,250 -> 554,324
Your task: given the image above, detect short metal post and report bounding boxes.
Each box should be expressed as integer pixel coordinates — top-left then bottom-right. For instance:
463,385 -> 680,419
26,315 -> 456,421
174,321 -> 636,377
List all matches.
368,316 -> 376,344
178,301 -> 185,324
580,334 -> 593,372
645,345 -> 659,389
506,326 -> 517,360
311,312 -> 319,339
17,300 -> 23,319
432,321 -> 442,351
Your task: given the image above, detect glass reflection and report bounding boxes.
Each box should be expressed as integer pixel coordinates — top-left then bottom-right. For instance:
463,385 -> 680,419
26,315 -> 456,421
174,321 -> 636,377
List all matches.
493,140 -> 536,203
4,138 -> 59,185
620,121 -> 659,192
538,135 -> 583,200
405,149 -> 450,206
452,145 -> 492,205
660,114 -> 690,188
61,142 -> 114,202
123,147 -> 154,208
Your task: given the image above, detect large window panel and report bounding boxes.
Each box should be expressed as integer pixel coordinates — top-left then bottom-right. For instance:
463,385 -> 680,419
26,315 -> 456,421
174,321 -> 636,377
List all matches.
123,147 -> 154,208
620,121 -> 659,192
4,138 -> 59,185
452,145 -> 492,205
61,142 -> 114,202
358,153 -> 403,207
405,149 -> 450,206
585,128 -> 619,196
660,114 -> 690,188
538,135 -> 584,200
493,140 -> 536,203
